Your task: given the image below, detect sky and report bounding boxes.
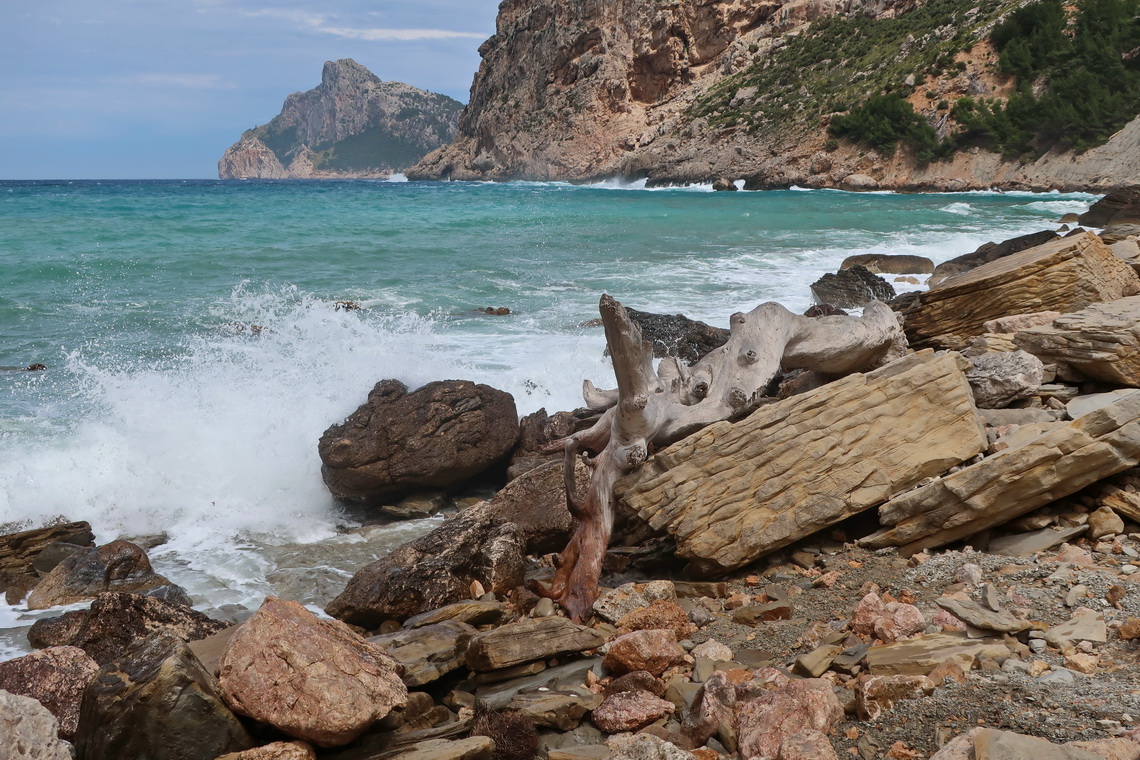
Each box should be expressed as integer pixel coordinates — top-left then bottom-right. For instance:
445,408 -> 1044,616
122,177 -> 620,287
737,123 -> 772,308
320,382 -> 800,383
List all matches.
0,1 -> 502,179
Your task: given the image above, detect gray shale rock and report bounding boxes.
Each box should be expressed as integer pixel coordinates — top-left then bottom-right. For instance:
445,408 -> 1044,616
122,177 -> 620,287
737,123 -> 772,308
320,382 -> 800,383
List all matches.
319,379 -> 519,504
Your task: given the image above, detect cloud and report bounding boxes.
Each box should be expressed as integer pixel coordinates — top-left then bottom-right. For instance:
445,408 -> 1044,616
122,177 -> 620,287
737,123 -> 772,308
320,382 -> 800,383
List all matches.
240,7 -> 483,42
112,73 -> 238,90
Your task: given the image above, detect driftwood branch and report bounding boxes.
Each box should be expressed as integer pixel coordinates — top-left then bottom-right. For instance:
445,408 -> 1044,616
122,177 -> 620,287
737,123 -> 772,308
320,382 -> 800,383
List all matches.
532,295 -> 905,622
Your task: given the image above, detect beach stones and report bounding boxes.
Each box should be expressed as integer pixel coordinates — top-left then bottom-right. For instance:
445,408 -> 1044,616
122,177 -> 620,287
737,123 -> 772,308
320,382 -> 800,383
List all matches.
217,596 -> 407,747
75,631 -> 253,760
318,379 -> 519,504
26,539 -> 172,610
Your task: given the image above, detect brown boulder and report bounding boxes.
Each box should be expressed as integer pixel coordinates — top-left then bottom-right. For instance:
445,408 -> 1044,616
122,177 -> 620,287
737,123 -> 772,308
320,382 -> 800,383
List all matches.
325,504 -> 526,627
26,540 -> 171,610
74,631 -> 253,760
27,591 -> 226,665
0,521 -> 93,575
217,597 -> 407,747
841,254 -> 934,275
603,629 -> 687,677
809,267 -> 896,309
464,616 -> 605,671
318,379 -> 519,503
486,457 -> 586,554
0,646 -> 99,738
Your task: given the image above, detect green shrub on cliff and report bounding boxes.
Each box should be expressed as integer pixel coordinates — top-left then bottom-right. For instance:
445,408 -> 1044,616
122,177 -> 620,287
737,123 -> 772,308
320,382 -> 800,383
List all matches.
828,94 -> 942,161
954,0 -> 1140,154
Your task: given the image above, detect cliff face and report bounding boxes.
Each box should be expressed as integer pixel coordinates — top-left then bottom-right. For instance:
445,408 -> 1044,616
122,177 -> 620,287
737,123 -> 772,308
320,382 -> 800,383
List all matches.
408,0 -> 1140,191
219,59 -> 463,179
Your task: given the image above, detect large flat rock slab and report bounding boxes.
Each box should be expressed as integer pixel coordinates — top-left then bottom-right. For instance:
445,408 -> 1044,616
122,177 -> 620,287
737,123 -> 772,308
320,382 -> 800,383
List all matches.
1014,295 -> 1140,385
897,231 -> 1140,349
615,351 -> 987,575
862,390 -> 1140,554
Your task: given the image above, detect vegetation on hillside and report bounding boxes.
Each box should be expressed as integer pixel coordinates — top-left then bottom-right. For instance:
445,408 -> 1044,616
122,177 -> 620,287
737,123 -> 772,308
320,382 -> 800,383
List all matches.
689,0 -> 1140,160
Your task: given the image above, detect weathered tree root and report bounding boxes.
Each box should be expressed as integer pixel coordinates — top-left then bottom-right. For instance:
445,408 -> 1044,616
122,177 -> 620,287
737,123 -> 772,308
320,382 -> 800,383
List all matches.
531,295 -> 905,622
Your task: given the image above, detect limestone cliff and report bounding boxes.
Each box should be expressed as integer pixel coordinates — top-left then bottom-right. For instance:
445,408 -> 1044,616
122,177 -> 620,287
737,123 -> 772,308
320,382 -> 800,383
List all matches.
219,59 -> 463,179
408,0 -> 1140,191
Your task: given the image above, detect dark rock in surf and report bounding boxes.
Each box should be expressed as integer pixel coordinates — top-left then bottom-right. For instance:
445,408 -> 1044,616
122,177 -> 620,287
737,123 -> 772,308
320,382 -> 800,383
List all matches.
27,539 -> 172,610
318,379 -> 520,504
624,308 -> 729,365
1079,186 -> 1140,228
840,253 -> 934,275
325,503 -> 526,628
809,266 -> 895,309
74,631 -> 253,760
27,592 -> 227,665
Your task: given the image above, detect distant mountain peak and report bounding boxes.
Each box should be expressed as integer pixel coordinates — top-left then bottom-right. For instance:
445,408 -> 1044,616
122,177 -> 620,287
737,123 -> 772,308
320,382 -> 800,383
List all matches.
219,59 -> 463,180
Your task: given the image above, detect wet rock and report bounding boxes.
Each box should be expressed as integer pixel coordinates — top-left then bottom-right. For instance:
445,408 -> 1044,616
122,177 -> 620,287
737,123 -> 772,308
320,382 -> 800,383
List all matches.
592,689 -> 675,733
624,308 -> 729,365
326,504 -> 526,627
854,674 -> 936,720
318,379 -> 519,504
74,631 -> 252,760
966,351 -> 1045,409
485,457 -> 584,553
734,668 -> 843,760
603,629 -> 686,677
809,266 -> 895,309
0,521 -> 94,575
0,646 -> 98,738
217,597 -> 407,747
840,254 -> 934,275
712,178 -> 737,191
27,592 -> 226,665
368,619 -> 477,687
381,491 -> 448,521
465,616 -> 605,672
0,689 -> 72,760
27,540 -> 169,610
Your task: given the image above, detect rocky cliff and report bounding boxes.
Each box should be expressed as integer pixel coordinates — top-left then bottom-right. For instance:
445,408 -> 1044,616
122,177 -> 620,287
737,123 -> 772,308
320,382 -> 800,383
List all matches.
408,0 -> 1140,191
219,59 -> 463,180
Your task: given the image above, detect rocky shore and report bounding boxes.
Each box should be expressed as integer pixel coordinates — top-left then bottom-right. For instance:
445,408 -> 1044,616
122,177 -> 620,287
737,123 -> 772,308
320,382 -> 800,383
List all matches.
5,190 -> 1140,759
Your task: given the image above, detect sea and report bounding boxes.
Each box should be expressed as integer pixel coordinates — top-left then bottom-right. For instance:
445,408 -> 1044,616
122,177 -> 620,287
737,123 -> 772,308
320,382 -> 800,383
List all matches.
0,177 -> 1097,658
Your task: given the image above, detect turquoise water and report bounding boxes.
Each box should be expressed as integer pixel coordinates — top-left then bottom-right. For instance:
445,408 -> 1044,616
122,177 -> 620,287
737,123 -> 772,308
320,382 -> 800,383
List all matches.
0,178 -> 1096,648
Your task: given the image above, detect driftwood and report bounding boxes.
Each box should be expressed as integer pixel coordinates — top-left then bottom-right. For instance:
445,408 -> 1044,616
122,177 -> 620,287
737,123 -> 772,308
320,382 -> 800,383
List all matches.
532,295 -> 905,621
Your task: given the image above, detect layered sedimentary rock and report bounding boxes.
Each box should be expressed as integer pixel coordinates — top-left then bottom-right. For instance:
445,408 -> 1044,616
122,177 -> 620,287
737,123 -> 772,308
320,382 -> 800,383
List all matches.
219,59 -> 462,179
861,390 -> 1140,554
614,350 -> 986,574
897,232 -> 1140,350
1013,296 -> 1140,386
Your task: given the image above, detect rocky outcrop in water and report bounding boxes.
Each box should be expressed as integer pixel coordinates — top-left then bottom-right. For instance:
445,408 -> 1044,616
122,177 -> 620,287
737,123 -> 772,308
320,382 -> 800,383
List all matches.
219,59 -> 462,179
